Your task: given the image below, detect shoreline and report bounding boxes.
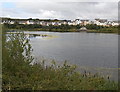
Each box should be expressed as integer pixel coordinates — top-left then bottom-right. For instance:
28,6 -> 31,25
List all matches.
7,29 -> 119,35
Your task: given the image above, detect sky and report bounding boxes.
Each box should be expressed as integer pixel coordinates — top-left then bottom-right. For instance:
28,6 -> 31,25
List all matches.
0,0 -> 119,21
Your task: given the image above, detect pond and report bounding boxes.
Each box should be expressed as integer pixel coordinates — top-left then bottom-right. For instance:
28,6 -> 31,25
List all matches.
25,31 -> 118,81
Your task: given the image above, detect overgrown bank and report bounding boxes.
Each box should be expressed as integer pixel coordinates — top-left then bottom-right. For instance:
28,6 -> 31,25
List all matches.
2,26 -> 118,90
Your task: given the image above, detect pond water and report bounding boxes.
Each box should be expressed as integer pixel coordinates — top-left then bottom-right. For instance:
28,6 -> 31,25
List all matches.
25,31 -> 118,81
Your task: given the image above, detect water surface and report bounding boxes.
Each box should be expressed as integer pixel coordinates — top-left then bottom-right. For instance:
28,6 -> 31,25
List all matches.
25,31 -> 118,81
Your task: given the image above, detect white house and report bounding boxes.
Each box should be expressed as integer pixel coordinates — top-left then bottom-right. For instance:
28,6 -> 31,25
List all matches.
68,22 -> 73,25
94,19 -> 107,26
94,19 -> 100,25
75,19 -> 81,25
111,21 -> 119,26
71,21 -> 77,25
80,20 -> 89,26
1,20 -> 9,24
26,20 -> 34,24
19,20 -> 27,24
9,20 -> 15,24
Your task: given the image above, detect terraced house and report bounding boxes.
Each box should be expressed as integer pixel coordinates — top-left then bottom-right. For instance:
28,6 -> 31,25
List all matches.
0,17 -> 119,26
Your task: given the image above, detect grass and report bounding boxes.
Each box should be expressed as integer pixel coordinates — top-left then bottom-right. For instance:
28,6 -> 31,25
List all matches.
2,59 -> 118,90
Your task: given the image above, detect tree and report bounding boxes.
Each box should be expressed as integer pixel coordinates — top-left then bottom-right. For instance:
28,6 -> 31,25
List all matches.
2,26 -> 34,90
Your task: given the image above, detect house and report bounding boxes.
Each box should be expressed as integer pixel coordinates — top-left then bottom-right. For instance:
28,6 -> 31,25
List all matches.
68,21 -> 73,25
39,21 -> 44,25
1,19 -> 9,24
34,19 -> 40,24
89,21 -> 94,24
72,21 -> 77,25
62,20 -> 68,25
0,17 -> 119,27
111,21 -> 119,26
75,19 -> 81,25
61,20 -> 70,25
106,21 -> 113,26
94,19 -> 107,26
19,20 -> 27,24
9,20 -> 15,24
80,20 -> 89,26
99,19 -> 107,26
94,19 -> 100,25
53,22 -> 59,26
26,20 -> 34,24
51,22 -> 56,25
58,22 -> 62,25
66,20 -> 71,25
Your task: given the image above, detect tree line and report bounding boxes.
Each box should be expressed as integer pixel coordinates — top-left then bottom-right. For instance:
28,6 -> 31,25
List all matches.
3,23 -> 109,30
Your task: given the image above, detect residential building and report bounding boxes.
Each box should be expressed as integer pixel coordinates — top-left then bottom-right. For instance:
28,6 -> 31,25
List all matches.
75,19 -> 81,25
80,20 -> 89,26
26,20 -> 34,24
19,20 -> 27,24
111,21 -> 119,26
0,17 -> 119,27
94,19 -> 107,26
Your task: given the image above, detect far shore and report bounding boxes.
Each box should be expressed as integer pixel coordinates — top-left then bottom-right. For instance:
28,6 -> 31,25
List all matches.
2,23 -> 119,34
6,28 -> 119,34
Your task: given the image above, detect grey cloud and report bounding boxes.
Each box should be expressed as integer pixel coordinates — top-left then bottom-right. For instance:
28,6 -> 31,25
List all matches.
1,2 -> 118,20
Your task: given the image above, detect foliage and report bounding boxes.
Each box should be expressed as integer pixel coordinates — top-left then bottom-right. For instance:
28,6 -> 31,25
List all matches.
85,24 -> 105,30
98,27 -> 118,33
2,27 -> 34,90
3,23 -> 119,33
87,27 -> 118,33
2,26 -> 118,90
3,23 -> 81,32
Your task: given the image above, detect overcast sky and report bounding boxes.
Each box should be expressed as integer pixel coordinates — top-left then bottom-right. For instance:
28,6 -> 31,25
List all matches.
0,0 -> 119,20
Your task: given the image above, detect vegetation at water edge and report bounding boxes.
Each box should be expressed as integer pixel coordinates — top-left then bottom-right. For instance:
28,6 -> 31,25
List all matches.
3,23 -> 119,33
